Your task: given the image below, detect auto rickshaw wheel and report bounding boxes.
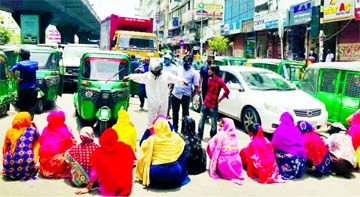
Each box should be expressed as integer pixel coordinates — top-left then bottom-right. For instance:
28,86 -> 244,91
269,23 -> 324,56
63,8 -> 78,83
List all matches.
35,99 -> 44,114
0,103 -> 9,117
99,121 -> 109,135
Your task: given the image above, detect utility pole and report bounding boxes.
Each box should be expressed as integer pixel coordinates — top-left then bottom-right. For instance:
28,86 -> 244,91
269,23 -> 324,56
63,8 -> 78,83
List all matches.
200,0 -> 204,57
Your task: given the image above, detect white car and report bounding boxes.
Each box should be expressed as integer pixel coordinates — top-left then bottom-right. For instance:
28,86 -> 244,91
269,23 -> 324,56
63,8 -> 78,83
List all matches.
218,66 -> 328,133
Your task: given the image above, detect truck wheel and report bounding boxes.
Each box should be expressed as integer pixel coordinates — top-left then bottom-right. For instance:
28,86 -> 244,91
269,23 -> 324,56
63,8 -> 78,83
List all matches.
192,93 -> 202,112
35,99 -> 44,114
241,107 -> 260,133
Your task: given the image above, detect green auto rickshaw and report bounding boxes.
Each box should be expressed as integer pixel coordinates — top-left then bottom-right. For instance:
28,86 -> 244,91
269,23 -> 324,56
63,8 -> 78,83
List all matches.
0,51 -> 16,116
28,46 -> 64,113
0,45 -> 64,113
73,51 -> 131,134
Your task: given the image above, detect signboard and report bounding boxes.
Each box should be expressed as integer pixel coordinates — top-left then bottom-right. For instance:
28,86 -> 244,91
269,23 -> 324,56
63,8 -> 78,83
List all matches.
338,43 -> 360,61
356,0 -> 360,20
21,14 -> 39,44
289,1 -> 312,25
254,10 -> 286,31
195,0 -> 223,18
323,0 -> 355,22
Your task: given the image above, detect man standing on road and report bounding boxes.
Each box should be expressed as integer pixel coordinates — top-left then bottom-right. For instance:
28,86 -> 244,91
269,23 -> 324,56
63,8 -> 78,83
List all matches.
135,57 -> 150,111
171,55 -> 199,132
124,59 -> 188,126
199,54 -> 214,100
9,48 -> 38,120
198,65 -> 229,140
163,53 -> 177,119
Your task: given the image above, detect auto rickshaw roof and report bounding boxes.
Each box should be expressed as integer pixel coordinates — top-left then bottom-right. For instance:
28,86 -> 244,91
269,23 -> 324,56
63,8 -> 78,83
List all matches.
215,56 -> 247,62
247,58 -> 305,67
82,50 -> 129,59
307,62 -> 360,72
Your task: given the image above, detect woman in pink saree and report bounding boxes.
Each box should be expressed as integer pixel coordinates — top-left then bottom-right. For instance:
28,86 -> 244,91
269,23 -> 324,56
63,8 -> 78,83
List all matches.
39,111 -> 76,178
347,111 -> 360,169
206,118 -> 244,185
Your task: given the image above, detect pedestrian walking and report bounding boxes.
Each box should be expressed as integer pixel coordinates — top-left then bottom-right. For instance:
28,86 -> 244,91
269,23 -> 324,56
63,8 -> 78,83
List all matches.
197,65 -> 229,140
9,48 -> 38,120
172,55 -> 199,132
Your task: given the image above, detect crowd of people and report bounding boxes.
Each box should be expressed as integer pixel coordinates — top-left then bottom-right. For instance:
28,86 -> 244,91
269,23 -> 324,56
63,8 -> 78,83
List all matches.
3,50 -> 360,196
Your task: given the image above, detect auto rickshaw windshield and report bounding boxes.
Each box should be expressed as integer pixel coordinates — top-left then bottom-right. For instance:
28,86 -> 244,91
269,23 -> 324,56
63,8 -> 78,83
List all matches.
283,64 -> 305,81
31,52 -> 57,70
82,57 -> 128,81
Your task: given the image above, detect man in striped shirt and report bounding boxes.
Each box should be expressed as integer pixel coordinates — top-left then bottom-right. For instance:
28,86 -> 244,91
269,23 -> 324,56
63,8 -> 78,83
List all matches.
198,65 -> 230,140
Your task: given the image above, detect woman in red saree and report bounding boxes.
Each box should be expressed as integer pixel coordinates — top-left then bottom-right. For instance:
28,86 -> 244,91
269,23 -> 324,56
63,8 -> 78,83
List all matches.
240,124 -> 283,184
39,110 -> 76,178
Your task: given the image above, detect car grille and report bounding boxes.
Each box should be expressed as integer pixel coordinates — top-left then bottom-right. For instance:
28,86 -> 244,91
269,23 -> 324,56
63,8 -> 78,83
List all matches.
294,109 -> 321,117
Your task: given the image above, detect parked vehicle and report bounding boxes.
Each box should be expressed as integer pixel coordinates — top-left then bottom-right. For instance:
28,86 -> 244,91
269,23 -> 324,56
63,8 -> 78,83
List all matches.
73,51 -> 131,134
26,46 -> 64,113
299,62 -> 360,127
0,51 -> 16,116
100,14 -> 159,58
217,66 -> 328,133
62,44 -> 99,88
0,45 -> 64,113
245,58 -> 305,86
214,56 -> 247,66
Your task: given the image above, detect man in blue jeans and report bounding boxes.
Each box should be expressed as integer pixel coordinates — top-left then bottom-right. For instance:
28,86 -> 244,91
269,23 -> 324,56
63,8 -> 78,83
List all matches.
9,48 -> 38,120
198,65 -> 229,140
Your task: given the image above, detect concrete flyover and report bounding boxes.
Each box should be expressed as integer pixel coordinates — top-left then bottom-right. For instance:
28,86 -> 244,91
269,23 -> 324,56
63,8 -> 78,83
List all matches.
0,0 -> 100,43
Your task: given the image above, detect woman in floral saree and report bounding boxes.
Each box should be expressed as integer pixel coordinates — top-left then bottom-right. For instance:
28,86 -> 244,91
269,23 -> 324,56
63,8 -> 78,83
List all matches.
271,112 -> 306,180
39,110 -> 76,178
206,118 -> 244,185
2,112 -> 40,180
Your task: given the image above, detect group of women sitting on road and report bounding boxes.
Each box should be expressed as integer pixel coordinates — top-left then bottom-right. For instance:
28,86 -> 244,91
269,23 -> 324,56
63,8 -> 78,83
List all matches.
2,108 -> 360,196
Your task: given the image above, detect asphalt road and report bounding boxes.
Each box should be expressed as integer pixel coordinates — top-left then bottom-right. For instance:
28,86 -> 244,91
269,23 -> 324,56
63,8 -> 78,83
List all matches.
0,93 -> 360,197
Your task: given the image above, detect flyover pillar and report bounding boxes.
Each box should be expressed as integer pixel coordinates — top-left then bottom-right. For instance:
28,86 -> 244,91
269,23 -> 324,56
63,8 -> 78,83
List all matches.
77,31 -> 90,44
12,11 -> 52,44
56,24 -> 78,43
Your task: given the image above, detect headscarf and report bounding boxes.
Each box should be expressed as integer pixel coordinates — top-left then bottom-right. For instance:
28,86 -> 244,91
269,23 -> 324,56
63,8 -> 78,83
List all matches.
328,132 -> 357,167
207,118 -> 241,179
67,127 -> 99,175
79,126 -> 95,143
347,111 -> 360,150
3,112 -> 33,157
297,120 -> 329,166
136,117 -> 185,186
112,109 -> 137,151
271,112 -> 306,159
91,128 -> 136,195
246,124 -> 283,183
39,111 -> 75,158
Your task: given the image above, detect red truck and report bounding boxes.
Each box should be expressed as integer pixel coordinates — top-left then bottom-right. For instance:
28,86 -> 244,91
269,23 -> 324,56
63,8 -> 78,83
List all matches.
100,14 -> 159,58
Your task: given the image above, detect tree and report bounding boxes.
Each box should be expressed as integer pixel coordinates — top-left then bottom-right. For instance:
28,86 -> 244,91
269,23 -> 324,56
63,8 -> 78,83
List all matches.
0,26 -> 11,45
208,36 -> 233,55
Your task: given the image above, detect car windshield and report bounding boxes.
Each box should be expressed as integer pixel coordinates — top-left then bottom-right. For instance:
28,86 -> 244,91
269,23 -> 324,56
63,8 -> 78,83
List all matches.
63,46 -> 98,62
82,57 -> 128,81
240,71 -> 295,91
283,64 -> 305,81
31,52 -> 55,69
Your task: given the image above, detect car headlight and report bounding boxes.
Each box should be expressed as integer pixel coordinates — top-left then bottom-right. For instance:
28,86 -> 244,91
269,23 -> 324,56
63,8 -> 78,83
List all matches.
264,102 -> 287,114
85,90 -> 93,98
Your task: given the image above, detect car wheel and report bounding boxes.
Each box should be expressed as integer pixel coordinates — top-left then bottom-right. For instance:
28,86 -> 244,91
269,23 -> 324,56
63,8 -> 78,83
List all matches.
192,93 -> 202,112
241,107 -> 261,133
35,99 -> 44,114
